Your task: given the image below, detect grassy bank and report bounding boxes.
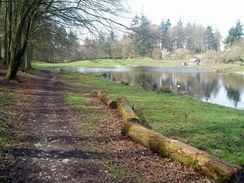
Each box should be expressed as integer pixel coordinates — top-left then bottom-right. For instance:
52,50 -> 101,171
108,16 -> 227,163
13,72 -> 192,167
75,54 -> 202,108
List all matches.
33,58 -> 183,69
60,73 -> 244,165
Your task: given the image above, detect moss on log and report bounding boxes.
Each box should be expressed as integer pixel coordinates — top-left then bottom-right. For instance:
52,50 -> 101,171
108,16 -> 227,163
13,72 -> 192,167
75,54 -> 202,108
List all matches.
94,90 -> 117,109
117,97 -> 140,123
122,122 -> 243,182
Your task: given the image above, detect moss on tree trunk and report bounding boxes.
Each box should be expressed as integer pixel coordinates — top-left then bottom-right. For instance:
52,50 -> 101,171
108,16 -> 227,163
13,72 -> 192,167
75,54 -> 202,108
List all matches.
122,122 -> 243,182
117,97 -> 140,123
94,90 -> 117,109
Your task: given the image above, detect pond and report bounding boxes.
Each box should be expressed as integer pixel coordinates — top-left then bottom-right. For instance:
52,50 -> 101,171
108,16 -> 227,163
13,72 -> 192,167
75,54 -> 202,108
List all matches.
58,67 -> 244,110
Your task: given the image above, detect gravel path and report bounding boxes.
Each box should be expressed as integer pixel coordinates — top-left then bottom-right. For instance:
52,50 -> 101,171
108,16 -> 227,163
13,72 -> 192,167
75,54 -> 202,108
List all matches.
7,71 -> 109,182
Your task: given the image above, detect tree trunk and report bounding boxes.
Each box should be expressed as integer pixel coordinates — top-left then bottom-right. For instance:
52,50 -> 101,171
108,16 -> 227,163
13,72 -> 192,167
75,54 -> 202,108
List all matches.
20,52 -> 27,71
94,90 -> 117,109
122,122 -> 243,182
117,97 -> 140,123
6,17 -> 32,79
95,93 -> 244,182
6,50 -> 22,80
26,43 -> 33,69
0,39 -> 2,64
3,1 -> 9,66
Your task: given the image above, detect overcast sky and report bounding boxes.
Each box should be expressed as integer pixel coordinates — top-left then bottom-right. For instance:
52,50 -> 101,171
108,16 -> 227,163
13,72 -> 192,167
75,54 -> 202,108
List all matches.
127,0 -> 244,38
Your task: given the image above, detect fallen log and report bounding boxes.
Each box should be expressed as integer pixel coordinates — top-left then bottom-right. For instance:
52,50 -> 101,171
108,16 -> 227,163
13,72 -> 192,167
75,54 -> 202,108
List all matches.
94,90 -> 117,109
117,97 -> 140,123
122,122 -> 243,183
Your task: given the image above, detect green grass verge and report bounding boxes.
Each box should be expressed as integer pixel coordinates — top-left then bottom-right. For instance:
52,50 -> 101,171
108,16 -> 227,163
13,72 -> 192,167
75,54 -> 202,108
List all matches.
32,58 -> 183,69
0,89 -> 16,172
218,66 -> 244,74
0,90 -> 15,149
65,73 -> 244,165
61,76 -> 143,181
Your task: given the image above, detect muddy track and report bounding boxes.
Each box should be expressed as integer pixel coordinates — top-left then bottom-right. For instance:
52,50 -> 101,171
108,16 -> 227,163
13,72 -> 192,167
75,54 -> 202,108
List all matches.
8,71 -> 109,183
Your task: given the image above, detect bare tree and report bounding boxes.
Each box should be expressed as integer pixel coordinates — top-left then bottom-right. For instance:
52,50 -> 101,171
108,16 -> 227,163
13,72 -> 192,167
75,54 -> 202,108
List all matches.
2,0 -> 125,80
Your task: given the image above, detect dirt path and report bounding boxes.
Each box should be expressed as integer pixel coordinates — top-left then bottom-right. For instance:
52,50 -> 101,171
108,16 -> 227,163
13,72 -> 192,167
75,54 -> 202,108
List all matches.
6,71 -> 109,182
0,69 -> 214,183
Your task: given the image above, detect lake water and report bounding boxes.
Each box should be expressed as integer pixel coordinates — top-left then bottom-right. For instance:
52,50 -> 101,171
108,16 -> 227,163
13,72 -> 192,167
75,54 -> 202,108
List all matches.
59,67 -> 244,110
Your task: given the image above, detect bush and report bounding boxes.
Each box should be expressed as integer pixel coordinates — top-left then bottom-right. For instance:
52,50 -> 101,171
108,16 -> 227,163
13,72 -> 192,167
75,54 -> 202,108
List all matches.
224,47 -> 244,63
202,50 -> 222,63
222,39 -> 244,63
170,48 -> 191,60
151,48 -> 162,60
161,49 -> 170,60
202,39 -> 244,63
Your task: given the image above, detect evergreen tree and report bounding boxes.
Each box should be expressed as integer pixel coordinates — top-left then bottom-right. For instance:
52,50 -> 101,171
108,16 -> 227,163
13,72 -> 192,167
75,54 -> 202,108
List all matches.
171,19 -> 185,51
204,26 -> 217,51
160,19 -> 171,51
131,14 -> 151,56
224,20 -> 243,47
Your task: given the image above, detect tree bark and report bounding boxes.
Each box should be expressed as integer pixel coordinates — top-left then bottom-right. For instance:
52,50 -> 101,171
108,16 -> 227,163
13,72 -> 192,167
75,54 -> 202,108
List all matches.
117,97 -> 140,123
94,90 -> 117,109
3,1 -> 9,66
0,39 -> 2,64
26,43 -> 33,69
6,17 -> 32,80
5,0 -> 37,79
122,122 -> 243,182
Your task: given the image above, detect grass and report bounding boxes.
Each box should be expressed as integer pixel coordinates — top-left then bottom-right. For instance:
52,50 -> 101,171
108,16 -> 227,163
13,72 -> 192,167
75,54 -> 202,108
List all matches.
0,90 -> 15,147
68,93 -> 106,134
62,73 -> 244,165
0,89 -> 16,177
0,119 -> 6,149
217,65 -> 244,74
61,75 -> 143,181
32,58 -> 183,69
101,159 -> 143,182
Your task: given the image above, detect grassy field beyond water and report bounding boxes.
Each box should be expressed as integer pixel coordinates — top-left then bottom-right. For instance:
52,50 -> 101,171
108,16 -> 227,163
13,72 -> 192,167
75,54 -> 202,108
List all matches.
33,58 -> 184,68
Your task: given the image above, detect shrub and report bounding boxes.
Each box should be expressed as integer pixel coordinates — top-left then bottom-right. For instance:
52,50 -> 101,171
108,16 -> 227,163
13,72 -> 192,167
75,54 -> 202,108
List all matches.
152,48 -> 162,60
202,39 -> 244,63
222,39 -> 244,63
222,46 -> 244,63
161,49 -> 170,60
202,50 -> 222,63
170,48 -> 191,60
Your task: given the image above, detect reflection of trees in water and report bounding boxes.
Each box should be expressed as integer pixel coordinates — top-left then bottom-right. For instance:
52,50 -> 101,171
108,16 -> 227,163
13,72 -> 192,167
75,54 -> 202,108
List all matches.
107,71 -> 244,108
157,72 -> 219,99
202,81 -> 218,100
185,73 -> 219,99
134,71 -> 155,90
223,74 -> 244,91
108,71 -> 221,100
225,86 -> 240,107
108,72 -> 135,84
159,74 -> 173,93
222,74 -> 243,107
105,69 -> 244,108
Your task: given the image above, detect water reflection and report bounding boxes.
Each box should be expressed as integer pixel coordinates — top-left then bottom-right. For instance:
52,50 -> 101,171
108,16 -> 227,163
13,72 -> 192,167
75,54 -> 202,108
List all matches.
58,67 -> 244,110
103,67 -> 244,110
225,86 -> 240,108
